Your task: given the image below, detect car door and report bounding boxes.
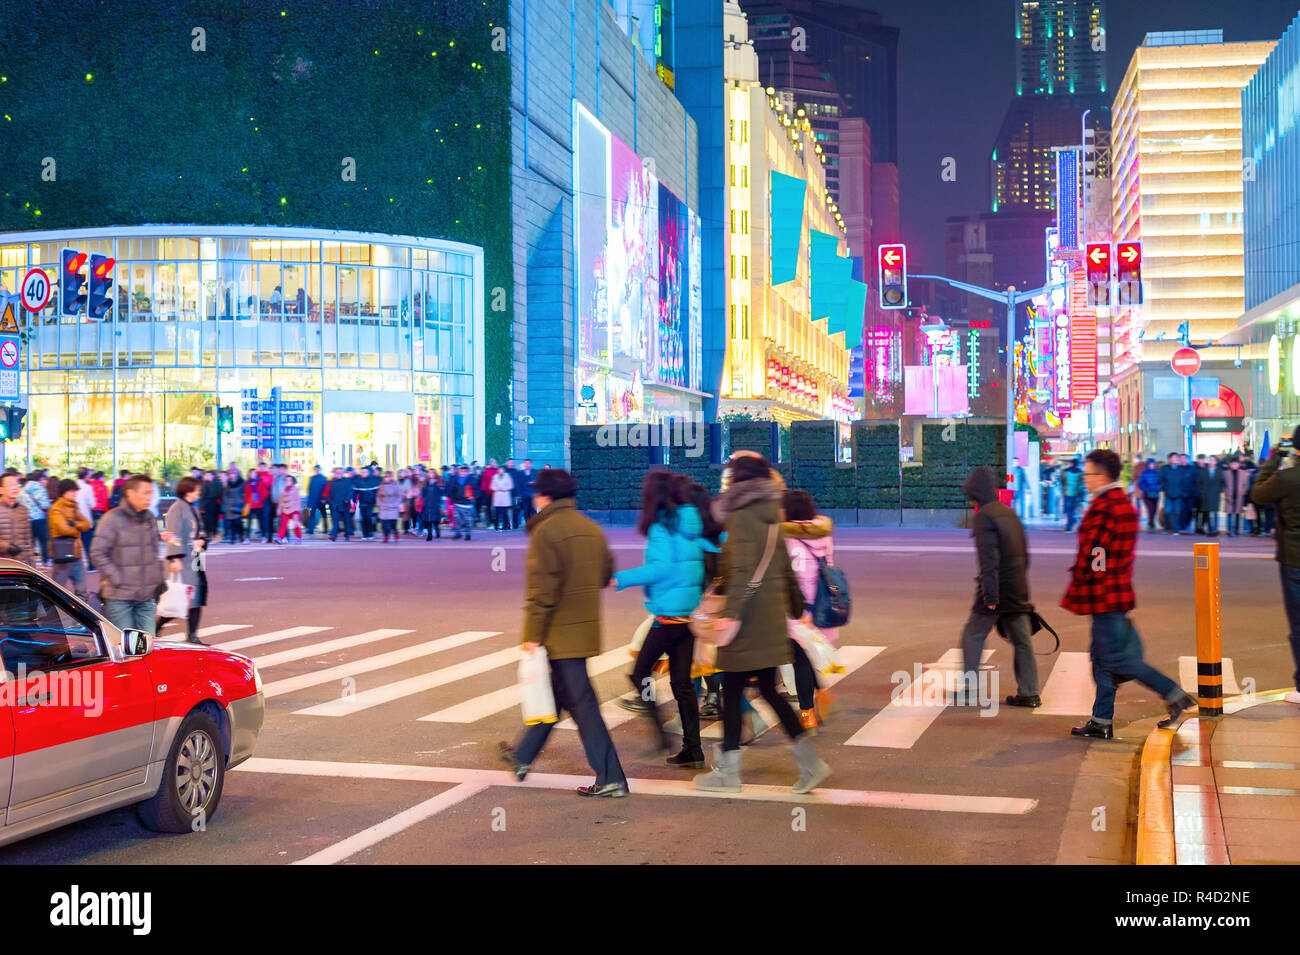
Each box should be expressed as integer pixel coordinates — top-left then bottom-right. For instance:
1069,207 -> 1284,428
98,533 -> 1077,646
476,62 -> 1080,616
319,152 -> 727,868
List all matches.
0,576 -> 156,825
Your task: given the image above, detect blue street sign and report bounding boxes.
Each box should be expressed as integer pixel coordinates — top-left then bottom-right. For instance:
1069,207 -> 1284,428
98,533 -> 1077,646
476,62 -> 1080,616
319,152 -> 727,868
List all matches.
279,426 -> 311,437
241,388 -> 259,399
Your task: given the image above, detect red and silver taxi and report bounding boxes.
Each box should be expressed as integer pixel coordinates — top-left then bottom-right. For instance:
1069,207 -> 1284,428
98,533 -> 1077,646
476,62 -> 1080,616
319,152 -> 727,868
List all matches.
0,558 -> 264,846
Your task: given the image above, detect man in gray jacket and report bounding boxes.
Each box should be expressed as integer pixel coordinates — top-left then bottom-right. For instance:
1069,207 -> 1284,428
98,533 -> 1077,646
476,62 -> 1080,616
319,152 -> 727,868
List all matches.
957,466 -> 1040,708
91,474 -> 169,636
0,470 -> 36,567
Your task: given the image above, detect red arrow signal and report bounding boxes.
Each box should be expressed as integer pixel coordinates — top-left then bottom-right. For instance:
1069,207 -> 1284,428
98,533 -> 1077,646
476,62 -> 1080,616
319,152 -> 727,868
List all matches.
1118,243 -> 1139,264
882,248 -> 901,266
1087,244 -> 1109,265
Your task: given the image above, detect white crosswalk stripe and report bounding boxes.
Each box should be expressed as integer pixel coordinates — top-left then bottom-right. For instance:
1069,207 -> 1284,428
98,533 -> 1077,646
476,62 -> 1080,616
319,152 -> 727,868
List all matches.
261,631 -> 501,700
216,626 -> 334,652
1035,651 -> 1095,715
1179,655 -> 1240,696
252,629 -> 415,668
844,648 -> 994,749
291,636 -> 513,715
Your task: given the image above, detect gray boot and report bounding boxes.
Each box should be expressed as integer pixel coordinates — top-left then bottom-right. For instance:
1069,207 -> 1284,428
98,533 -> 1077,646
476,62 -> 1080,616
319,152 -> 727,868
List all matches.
791,734 -> 831,794
692,744 -> 742,792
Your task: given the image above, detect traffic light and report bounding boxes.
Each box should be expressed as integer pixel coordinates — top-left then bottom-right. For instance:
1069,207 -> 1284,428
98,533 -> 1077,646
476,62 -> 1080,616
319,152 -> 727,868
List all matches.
878,243 -> 907,309
7,407 -> 25,440
0,407 -> 8,441
87,254 -> 116,320
1116,241 -> 1143,305
1085,242 -> 1111,307
217,405 -> 234,434
60,248 -> 87,316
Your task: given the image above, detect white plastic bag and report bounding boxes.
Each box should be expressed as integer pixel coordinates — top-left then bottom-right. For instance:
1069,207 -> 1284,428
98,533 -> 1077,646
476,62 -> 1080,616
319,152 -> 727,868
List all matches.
790,619 -> 839,676
157,574 -> 191,619
519,645 -> 557,725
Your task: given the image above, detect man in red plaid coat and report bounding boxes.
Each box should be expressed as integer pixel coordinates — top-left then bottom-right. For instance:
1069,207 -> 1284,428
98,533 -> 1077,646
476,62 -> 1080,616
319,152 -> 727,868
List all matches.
1062,449 -> 1195,739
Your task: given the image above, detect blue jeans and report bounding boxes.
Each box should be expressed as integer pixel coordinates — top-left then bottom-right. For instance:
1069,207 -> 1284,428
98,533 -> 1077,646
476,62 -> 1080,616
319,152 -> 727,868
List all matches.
104,598 -> 159,637
514,657 -> 626,786
1064,495 -> 1082,531
1278,565 -> 1300,690
1089,612 -> 1180,724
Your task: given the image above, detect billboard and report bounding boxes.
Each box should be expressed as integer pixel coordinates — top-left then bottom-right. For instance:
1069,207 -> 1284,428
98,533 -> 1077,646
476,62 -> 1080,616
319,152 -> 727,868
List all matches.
574,104 -> 703,421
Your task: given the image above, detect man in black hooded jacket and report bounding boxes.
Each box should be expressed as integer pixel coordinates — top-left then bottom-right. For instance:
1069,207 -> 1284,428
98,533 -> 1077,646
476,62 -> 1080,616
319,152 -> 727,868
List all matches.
957,466 -> 1041,707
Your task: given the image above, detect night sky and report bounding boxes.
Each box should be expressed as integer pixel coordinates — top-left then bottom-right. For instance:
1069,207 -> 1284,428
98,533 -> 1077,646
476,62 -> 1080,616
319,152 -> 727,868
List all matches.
858,0 -> 1300,271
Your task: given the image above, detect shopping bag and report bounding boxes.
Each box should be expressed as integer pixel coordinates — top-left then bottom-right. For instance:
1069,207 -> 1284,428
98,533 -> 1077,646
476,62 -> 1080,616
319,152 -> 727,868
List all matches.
691,639 -> 718,679
789,619 -> 839,675
518,645 -> 557,725
157,573 -> 191,619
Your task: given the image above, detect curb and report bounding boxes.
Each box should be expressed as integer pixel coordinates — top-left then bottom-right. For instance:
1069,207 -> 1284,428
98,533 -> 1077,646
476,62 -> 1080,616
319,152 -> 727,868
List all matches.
1134,687 -> 1291,866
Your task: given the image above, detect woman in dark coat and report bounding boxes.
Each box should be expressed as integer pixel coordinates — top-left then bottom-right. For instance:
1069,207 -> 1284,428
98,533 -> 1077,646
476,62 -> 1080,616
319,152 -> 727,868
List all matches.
692,454 -> 830,795
420,473 -> 445,540
222,468 -> 246,544
200,470 -> 224,539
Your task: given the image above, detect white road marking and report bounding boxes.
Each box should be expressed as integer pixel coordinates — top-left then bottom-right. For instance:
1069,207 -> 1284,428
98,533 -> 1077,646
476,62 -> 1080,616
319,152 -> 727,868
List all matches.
419,646 -> 634,723
252,629 -> 416,669
214,626 -> 333,652
291,782 -> 489,865
196,624 -> 252,638
262,631 -> 501,700
234,576 -> 286,581
289,634 -> 511,713
1179,655 -> 1240,696
1035,652 -> 1097,715
234,757 -> 1037,816
844,648 -> 993,750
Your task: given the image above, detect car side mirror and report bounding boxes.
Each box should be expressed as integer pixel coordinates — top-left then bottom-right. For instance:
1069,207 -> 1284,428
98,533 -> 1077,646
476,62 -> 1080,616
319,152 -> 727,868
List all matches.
122,629 -> 153,657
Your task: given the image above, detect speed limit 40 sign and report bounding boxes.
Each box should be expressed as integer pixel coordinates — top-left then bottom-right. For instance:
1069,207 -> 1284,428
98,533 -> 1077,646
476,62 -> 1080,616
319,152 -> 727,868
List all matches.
20,268 -> 51,312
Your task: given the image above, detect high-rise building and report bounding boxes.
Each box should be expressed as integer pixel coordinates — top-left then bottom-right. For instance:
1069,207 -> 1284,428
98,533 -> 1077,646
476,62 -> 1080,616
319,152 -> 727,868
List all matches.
1015,0 -> 1108,97
1110,30 -> 1276,456
740,0 -> 900,203
991,95 -> 1109,213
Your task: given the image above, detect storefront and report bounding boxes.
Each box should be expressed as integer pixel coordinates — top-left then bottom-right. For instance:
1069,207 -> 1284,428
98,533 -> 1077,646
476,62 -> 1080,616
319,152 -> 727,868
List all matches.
0,226 -> 485,474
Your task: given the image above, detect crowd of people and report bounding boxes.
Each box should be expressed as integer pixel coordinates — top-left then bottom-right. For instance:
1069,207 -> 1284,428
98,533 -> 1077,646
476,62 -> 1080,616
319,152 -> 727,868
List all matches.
1043,451 -> 1271,536
210,458 -> 540,545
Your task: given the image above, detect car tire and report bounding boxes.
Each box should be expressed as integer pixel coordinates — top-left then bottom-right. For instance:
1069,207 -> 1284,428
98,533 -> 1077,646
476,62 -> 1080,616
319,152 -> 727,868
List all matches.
138,710 -> 226,833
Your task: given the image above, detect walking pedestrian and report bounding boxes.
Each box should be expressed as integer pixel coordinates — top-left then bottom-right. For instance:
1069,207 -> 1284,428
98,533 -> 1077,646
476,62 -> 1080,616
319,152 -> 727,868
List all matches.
1224,457 -> 1250,536
478,459 -> 499,529
1198,455 -> 1224,536
222,467 -> 246,544
247,462 -> 274,543
200,469 -> 223,539
1064,450 -> 1195,739
377,471 -> 402,542
305,465 -> 327,536
1061,456 -> 1084,532
276,475 -> 304,544
91,474 -> 170,637
21,471 -> 51,568
0,470 -> 36,568
692,454 -> 830,794
1249,429 -> 1300,704
955,466 -> 1040,708
782,488 -> 841,727
355,465 -> 380,540
517,459 -> 537,525
497,468 -> 629,797
159,477 -> 208,643
48,479 -> 91,600
612,470 -> 717,769
452,465 -> 476,540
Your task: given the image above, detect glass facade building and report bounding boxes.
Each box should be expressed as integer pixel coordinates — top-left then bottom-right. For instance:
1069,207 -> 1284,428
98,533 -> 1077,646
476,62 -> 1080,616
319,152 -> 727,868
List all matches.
0,227 -> 485,475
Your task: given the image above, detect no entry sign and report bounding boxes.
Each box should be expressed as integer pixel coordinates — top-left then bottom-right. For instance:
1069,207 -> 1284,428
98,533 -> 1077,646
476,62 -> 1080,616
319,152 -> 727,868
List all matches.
1171,347 -> 1201,378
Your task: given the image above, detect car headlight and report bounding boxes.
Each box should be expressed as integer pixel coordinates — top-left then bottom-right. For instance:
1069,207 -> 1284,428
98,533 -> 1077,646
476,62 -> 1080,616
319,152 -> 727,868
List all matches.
253,666 -> 263,693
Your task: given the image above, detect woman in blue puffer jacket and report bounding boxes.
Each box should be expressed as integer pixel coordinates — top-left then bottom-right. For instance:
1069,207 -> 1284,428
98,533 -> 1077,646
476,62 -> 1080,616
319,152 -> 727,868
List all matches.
613,470 -> 719,769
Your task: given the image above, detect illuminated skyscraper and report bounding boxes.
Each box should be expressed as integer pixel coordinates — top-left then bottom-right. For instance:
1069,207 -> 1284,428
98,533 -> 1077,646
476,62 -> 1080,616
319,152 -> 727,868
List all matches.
1015,0 -> 1107,98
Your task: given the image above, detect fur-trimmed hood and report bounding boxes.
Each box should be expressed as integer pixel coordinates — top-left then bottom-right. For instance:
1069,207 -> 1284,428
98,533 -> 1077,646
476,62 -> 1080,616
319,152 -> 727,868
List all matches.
712,477 -> 782,525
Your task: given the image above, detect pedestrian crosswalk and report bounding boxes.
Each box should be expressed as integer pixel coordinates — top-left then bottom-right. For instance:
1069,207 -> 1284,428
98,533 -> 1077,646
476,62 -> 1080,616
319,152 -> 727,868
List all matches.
198,622 -> 1110,751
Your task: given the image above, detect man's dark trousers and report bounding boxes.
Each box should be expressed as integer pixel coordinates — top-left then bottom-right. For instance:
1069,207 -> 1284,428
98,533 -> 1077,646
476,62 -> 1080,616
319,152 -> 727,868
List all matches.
1089,611 -> 1180,724
514,656 -> 627,787
330,504 -> 354,540
260,500 -> 274,541
960,611 -> 1038,698
1279,565 -> 1300,690
359,502 -> 375,539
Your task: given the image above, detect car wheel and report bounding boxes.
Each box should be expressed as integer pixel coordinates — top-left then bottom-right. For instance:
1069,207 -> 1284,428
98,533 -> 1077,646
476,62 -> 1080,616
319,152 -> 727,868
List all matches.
138,710 -> 226,833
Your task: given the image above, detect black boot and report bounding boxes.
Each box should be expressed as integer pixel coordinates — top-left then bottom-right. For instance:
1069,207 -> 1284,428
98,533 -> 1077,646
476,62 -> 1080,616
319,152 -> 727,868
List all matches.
1158,691 -> 1197,729
666,748 -> 706,769
1070,719 -> 1114,739
186,608 -> 205,644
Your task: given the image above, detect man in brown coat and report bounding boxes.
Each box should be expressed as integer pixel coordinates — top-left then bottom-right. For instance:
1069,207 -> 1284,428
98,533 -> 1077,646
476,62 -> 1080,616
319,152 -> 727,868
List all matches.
498,469 -> 628,797
0,470 -> 36,567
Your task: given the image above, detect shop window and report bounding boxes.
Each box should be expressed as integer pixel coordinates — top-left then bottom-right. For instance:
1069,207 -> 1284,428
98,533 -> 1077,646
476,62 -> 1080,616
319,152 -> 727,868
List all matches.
130,263 -> 153,321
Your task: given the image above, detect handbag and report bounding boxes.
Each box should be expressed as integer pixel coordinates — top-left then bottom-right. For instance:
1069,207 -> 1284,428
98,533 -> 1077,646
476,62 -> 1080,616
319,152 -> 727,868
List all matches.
690,524 -> 779,646
798,540 -> 851,628
1244,502 -> 1257,521
50,537 -> 78,564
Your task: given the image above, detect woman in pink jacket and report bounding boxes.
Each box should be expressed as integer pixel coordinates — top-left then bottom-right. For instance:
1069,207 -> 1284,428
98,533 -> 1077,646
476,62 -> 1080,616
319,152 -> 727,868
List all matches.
782,489 -> 836,731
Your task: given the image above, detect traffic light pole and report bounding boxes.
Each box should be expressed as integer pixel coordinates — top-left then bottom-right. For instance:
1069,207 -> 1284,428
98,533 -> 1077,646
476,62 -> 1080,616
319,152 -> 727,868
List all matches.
1180,321 -> 1194,456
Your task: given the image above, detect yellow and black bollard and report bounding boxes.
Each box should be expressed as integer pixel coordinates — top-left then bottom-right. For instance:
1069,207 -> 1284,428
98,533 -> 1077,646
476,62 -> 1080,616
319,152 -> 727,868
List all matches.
1193,542 -> 1224,717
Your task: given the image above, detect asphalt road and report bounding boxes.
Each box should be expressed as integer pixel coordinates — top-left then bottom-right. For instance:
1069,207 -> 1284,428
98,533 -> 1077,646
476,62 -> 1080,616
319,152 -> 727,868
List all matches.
1,520 -> 1288,865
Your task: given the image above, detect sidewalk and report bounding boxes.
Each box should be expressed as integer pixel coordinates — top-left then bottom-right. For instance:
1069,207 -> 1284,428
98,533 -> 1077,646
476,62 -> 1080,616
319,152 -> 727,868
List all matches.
1138,690 -> 1300,864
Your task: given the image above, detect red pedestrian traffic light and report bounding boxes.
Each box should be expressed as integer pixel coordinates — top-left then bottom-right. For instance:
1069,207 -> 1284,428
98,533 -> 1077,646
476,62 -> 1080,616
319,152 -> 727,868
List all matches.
1085,242 -> 1110,307
1116,241 -> 1142,305
878,243 -> 907,309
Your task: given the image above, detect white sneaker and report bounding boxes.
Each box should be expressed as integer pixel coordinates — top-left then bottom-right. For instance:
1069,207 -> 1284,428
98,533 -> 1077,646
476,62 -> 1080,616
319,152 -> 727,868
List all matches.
1284,691 -> 1300,705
